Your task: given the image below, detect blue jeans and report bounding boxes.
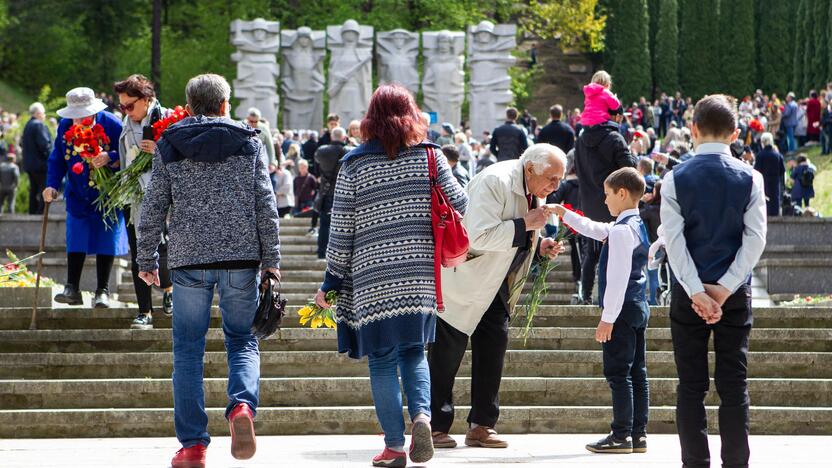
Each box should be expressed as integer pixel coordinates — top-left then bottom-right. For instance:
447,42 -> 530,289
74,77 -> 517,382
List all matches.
367,343 -> 432,447
647,269 -> 660,305
171,268 -> 261,448
785,126 -> 797,153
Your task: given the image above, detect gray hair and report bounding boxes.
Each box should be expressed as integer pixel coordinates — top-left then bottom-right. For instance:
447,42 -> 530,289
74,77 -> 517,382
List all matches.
29,102 -> 45,115
331,126 -> 346,141
520,143 -> 566,175
186,74 -> 231,116
247,107 -> 261,118
297,158 -> 309,168
760,132 -> 774,147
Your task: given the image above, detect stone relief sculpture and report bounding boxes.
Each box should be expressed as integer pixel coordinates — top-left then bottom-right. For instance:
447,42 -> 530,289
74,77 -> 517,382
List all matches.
376,29 -> 419,95
422,30 -> 466,130
326,19 -> 374,125
281,26 -> 326,131
230,18 -> 281,127
467,20 -> 517,136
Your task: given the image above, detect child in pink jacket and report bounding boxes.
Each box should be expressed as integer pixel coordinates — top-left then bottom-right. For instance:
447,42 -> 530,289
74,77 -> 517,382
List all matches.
581,70 -> 622,127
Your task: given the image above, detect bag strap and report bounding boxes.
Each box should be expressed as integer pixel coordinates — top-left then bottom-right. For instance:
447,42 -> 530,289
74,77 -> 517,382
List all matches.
427,146 -> 438,186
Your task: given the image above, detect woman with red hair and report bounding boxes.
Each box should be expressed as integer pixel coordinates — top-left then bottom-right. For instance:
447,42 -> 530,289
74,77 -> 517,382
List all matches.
315,84 -> 468,467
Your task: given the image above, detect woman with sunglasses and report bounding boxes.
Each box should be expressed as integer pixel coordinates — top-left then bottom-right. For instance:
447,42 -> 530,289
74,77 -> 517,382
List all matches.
114,74 -> 174,330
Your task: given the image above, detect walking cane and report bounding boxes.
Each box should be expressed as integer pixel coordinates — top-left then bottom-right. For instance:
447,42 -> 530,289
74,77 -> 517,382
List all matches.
30,201 -> 50,330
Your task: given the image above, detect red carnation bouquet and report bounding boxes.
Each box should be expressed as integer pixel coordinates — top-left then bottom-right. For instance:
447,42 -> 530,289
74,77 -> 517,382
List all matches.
101,106 -> 189,222
64,117 -> 115,212
749,118 -> 765,134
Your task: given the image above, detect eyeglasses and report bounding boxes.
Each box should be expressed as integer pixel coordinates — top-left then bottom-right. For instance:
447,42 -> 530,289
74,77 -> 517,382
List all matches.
119,97 -> 141,113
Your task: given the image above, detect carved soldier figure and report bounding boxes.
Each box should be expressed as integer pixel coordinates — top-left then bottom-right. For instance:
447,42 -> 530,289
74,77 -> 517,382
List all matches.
326,19 -> 374,125
467,21 -> 517,137
281,26 -> 326,131
230,18 -> 281,127
376,29 -> 419,95
422,30 -> 466,131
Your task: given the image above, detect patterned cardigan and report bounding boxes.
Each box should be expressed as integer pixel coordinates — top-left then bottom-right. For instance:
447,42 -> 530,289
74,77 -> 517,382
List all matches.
321,140 -> 468,358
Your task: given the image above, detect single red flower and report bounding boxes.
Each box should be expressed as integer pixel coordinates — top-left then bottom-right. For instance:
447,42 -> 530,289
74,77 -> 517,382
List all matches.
81,117 -> 93,127
71,162 -> 84,175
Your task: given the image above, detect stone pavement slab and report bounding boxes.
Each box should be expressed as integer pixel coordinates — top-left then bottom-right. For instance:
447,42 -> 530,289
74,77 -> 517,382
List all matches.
0,434 -> 829,467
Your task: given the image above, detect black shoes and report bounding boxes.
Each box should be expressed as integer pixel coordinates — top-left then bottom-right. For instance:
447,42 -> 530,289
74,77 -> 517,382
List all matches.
632,434 -> 647,453
94,289 -> 110,308
54,284 -> 83,306
586,432 -> 634,454
163,290 -> 173,317
131,313 -> 153,330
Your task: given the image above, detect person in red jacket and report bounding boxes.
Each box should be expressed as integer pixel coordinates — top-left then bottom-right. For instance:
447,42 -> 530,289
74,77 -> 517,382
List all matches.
806,90 -> 822,142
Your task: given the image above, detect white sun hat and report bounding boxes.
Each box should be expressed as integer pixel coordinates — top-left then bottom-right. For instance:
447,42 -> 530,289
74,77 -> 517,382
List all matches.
56,87 -> 108,119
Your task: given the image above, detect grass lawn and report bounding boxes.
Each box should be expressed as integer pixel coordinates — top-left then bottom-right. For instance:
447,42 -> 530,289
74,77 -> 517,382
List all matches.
789,145 -> 831,217
0,79 -> 33,113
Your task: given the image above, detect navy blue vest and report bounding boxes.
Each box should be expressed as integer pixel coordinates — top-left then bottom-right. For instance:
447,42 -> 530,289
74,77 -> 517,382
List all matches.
598,214 -> 650,326
672,153 -> 753,284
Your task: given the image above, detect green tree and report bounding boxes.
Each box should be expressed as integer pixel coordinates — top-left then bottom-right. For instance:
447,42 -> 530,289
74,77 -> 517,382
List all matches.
679,0 -> 720,99
603,0 -> 652,103
792,0 -> 808,93
719,0 -> 755,98
810,0 -> 830,91
756,0 -> 796,95
652,0 -> 678,95
520,0 -> 607,53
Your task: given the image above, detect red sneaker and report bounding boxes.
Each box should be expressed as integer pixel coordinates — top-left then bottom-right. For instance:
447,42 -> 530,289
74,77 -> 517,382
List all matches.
171,445 -> 206,468
228,403 -> 256,460
372,447 -> 406,467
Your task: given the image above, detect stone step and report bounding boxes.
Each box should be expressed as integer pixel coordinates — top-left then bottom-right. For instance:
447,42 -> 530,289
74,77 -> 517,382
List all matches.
755,258 -> 832,296
1,350 -> 826,379
2,377 -> 829,410
0,405 -> 828,438
0,327 -> 827,353
767,217 -> 832,246
2,305 -> 829,330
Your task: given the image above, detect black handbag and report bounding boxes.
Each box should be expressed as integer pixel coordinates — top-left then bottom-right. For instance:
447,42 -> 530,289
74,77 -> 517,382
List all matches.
251,271 -> 287,340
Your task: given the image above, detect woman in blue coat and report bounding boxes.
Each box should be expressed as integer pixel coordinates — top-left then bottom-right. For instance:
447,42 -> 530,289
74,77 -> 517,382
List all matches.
43,87 -> 128,307
790,155 -> 816,208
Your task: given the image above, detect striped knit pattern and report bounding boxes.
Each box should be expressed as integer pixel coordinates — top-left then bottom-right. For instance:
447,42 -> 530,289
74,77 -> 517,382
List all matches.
327,143 -> 468,358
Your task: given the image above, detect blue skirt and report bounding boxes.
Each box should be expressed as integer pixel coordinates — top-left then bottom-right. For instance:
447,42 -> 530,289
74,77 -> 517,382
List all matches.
66,210 -> 129,256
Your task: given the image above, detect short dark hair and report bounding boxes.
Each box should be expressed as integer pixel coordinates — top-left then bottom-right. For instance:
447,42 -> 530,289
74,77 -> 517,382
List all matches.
692,94 -> 738,138
506,107 -> 518,120
327,113 -> 340,123
796,155 -> 808,164
549,104 -> 563,120
113,74 -> 156,99
441,144 -> 460,162
605,167 -> 645,199
810,90 -> 818,98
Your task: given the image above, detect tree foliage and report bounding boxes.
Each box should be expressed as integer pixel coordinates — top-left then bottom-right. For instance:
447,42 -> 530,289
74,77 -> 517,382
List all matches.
652,0 -> 678,95
719,0 -> 755,98
810,0 -> 830,92
756,0 -> 796,96
520,0 -> 607,53
792,0 -> 808,93
678,0 -> 720,99
603,0 -> 651,104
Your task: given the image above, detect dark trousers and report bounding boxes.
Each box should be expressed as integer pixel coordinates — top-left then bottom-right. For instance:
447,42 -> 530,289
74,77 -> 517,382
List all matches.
67,252 -> 114,291
670,283 -> 752,468
0,189 -> 15,213
27,171 -> 47,215
125,210 -> 171,314
428,293 -> 510,433
568,235 -> 582,282
580,237 -> 603,302
316,196 -> 333,259
603,305 -> 649,439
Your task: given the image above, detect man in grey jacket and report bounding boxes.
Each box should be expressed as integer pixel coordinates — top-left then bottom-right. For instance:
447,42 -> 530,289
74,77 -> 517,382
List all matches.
137,74 -> 280,468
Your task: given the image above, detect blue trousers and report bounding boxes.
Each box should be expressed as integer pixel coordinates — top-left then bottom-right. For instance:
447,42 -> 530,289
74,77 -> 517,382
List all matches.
171,268 -> 261,448
368,343 -> 432,447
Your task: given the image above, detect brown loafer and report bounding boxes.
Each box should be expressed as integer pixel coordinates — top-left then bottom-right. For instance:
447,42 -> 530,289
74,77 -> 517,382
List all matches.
432,432 -> 457,449
464,426 -> 508,448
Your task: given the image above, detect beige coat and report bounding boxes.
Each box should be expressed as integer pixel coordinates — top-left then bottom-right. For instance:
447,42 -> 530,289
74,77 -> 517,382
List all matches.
438,159 -> 542,335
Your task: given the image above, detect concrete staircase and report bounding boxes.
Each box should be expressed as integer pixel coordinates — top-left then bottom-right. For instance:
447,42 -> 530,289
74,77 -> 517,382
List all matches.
1,217 -> 831,438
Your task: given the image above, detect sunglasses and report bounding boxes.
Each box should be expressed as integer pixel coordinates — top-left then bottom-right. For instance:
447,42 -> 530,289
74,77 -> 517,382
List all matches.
119,97 -> 141,113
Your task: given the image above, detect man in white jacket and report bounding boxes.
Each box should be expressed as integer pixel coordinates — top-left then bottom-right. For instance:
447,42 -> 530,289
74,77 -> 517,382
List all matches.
428,143 -> 566,449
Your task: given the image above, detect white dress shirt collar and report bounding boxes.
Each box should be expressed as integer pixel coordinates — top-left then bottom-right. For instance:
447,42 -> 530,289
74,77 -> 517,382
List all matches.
615,208 -> 641,223
694,142 -> 731,157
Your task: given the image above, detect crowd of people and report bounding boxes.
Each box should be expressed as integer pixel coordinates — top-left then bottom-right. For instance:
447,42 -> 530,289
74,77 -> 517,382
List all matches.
0,59 -> 827,468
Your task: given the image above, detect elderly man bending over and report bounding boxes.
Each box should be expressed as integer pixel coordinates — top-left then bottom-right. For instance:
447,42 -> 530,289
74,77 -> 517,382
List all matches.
428,143 -> 567,449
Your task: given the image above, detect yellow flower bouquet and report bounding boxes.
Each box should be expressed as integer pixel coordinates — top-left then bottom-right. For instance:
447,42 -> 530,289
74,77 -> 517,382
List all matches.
298,291 -> 338,329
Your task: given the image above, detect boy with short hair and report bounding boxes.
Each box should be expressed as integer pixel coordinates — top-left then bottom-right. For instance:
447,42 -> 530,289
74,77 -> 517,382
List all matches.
551,166 -> 651,454
661,94 -> 766,468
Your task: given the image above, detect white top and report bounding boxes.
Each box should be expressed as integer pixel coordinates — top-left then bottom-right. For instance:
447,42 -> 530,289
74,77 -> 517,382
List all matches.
563,208 -> 644,324
660,142 -> 767,297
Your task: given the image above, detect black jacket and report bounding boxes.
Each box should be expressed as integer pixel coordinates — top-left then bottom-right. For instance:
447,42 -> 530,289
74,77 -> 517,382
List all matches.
536,120 -> 575,154
21,118 -> 52,173
490,121 -> 528,161
574,121 -> 637,222
314,141 -> 348,199
547,177 -> 580,209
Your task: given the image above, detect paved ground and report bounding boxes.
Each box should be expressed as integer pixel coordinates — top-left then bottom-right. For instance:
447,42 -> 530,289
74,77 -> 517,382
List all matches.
1,434 -> 829,467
